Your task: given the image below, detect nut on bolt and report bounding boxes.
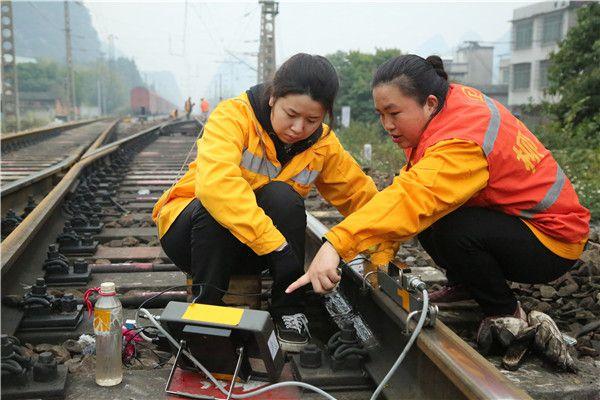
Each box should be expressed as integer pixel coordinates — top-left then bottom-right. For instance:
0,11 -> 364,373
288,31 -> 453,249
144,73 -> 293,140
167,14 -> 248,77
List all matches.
33,351 -> 58,382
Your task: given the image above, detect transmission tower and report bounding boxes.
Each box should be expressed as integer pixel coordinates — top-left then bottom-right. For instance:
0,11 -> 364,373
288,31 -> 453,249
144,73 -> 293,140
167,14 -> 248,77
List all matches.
257,1 -> 278,84
64,1 -> 76,120
1,0 -> 21,131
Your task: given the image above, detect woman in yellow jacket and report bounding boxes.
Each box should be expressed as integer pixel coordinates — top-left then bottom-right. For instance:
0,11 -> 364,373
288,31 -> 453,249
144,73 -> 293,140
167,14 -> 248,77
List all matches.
287,55 -> 589,360
152,54 -> 392,352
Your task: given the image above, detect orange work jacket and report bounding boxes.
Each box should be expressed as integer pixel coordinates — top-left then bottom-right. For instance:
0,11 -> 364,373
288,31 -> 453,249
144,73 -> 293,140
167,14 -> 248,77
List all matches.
405,84 -> 590,243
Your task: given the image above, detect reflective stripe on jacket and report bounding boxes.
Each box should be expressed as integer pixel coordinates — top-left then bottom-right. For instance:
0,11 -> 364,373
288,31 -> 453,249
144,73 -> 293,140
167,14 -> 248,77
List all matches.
407,84 -> 589,243
152,92 -> 382,256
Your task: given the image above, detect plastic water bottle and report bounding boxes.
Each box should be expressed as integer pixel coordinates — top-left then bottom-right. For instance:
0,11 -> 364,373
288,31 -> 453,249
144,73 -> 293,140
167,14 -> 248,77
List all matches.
94,282 -> 123,386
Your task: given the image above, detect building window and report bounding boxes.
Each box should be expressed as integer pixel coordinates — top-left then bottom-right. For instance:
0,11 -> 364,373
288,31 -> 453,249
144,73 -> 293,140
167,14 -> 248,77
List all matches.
542,12 -> 563,44
513,63 -> 531,90
515,19 -> 533,49
500,67 -> 510,85
538,60 -> 550,89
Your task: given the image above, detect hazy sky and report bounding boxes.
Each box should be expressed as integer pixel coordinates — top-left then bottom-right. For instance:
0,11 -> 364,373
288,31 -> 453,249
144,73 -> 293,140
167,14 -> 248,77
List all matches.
85,0 -> 532,103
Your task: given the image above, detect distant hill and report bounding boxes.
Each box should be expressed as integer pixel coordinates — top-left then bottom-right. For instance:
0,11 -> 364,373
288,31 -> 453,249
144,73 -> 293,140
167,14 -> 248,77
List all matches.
416,34 -> 451,58
13,1 -> 102,64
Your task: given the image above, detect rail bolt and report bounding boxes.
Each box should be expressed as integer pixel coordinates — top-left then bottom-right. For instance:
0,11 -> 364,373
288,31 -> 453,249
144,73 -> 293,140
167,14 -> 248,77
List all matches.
73,258 -> 89,274
61,293 -> 78,313
31,278 -> 47,296
1,334 -> 15,357
33,352 -> 58,382
299,344 -> 322,369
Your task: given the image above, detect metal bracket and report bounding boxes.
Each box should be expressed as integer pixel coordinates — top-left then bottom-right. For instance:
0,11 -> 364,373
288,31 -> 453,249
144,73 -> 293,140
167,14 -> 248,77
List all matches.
164,339 -> 245,400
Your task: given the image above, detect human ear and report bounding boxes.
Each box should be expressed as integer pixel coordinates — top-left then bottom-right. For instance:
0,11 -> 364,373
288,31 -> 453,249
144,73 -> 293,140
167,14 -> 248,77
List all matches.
425,95 -> 439,117
268,96 -> 275,107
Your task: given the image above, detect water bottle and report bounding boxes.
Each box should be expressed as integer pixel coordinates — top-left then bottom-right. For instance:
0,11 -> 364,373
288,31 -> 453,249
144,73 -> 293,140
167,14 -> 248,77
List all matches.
94,282 -> 123,386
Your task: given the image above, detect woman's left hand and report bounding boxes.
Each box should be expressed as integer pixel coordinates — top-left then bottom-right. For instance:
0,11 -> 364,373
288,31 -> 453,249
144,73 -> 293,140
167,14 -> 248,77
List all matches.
286,241 -> 341,294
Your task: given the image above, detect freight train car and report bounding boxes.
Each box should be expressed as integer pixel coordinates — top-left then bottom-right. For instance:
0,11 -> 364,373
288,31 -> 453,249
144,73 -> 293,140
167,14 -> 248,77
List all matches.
130,87 -> 177,117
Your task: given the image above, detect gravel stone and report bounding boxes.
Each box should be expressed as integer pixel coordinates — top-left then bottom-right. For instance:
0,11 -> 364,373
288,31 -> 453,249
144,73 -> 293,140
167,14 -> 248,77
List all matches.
539,285 -> 557,299
121,236 -> 140,247
558,283 -> 579,297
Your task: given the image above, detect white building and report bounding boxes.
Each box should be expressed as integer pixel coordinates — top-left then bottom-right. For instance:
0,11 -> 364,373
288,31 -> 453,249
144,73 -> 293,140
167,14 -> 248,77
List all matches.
445,42 -> 508,106
508,1 -> 588,108
448,42 -> 495,87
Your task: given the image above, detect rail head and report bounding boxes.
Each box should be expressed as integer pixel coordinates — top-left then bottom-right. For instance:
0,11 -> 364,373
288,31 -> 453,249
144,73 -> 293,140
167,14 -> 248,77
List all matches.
0,122 -> 162,277
305,212 -> 532,400
0,118 -> 105,145
1,119 -> 120,199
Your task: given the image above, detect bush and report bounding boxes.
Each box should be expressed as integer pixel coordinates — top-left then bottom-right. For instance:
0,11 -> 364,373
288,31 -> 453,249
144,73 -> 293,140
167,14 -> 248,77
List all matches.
336,121 -> 405,176
552,148 -> 600,220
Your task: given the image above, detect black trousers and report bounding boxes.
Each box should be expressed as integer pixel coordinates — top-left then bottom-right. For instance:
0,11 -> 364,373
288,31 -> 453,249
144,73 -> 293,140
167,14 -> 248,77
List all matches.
418,207 -> 577,316
160,181 -> 307,315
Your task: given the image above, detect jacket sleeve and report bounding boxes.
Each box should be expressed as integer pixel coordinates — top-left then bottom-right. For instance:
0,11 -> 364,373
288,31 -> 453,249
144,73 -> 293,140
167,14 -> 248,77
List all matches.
194,100 -> 286,255
325,139 -> 490,261
314,133 -> 379,217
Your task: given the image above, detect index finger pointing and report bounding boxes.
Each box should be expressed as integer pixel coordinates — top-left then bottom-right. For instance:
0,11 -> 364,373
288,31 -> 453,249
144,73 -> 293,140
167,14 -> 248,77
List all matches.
285,273 -> 310,294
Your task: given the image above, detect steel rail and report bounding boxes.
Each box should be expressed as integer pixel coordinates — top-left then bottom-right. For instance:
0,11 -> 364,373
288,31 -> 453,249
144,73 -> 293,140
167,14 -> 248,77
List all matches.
305,213 -> 532,400
0,122 -> 161,278
1,119 -> 120,199
1,118 -> 105,146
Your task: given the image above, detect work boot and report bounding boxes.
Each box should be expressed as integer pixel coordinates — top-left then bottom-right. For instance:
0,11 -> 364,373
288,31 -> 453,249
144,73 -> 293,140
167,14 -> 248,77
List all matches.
429,284 -> 472,303
274,312 -> 310,353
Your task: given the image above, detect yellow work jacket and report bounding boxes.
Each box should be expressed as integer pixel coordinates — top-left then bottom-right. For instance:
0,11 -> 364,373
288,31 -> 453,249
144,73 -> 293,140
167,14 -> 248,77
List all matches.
153,92 -> 386,257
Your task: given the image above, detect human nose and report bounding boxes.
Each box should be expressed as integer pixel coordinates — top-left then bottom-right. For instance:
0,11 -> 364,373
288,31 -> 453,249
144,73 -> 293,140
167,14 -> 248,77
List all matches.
381,114 -> 395,132
290,118 -> 304,134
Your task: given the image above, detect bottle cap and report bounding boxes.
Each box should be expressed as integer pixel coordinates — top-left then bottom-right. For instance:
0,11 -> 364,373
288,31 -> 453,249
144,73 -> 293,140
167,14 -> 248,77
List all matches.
100,282 -> 116,295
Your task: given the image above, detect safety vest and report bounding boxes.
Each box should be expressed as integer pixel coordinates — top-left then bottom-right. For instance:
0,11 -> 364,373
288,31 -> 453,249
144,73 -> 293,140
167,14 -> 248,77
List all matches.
405,84 -> 590,243
201,100 -> 209,113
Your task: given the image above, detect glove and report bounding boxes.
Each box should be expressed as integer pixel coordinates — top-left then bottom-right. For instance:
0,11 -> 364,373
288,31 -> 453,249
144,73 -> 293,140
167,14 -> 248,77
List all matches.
477,316 -> 529,355
528,311 -> 577,372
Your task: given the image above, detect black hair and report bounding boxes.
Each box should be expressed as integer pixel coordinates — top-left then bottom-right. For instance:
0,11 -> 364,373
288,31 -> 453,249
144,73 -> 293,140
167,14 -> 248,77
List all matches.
372,54 -> 449,114
266,53 -> 339,122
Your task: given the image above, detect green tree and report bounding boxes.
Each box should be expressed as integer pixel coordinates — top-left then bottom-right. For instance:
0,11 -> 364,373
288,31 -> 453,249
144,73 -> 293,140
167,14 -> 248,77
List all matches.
545,3 -> 600,145
327,49 -> 402,124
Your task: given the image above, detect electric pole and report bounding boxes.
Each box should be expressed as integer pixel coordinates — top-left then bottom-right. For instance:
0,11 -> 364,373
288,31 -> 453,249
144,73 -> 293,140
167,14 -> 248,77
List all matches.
64,1 -> 76,120
1,0 -> 21,131
257,0 -> 278,84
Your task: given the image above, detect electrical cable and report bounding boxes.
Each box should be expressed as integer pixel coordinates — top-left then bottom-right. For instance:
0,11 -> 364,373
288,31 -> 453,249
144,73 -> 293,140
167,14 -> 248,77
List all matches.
133,282 -> 264,334
140,308 -> 338,400
137,287 -> 430,400
369,289 -> 429,400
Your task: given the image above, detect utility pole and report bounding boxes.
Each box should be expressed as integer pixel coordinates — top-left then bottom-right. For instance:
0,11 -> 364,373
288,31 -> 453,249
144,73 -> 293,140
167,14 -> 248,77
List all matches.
1,0 -> 21,131
64,1 -> 76,120
219,74 -> 222,101
257,0 -> 278,84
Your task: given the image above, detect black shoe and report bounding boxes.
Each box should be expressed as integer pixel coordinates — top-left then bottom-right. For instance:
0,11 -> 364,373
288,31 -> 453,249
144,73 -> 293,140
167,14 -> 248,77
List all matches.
274,313 -> 310,353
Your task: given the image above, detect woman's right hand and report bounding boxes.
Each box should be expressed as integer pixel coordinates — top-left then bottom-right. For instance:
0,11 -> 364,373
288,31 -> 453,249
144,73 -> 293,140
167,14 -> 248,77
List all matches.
286,241 -> 341,294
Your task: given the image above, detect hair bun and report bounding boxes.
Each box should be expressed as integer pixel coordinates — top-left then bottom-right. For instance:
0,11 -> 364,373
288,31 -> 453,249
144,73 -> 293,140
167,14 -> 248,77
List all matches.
426,55 -> 448,81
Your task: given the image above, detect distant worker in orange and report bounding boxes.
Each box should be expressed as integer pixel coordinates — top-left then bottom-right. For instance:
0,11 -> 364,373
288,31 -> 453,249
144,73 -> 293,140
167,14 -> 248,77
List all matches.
200,98 -> 210,122
170,109 -> 179,119
184,97 -> 195,120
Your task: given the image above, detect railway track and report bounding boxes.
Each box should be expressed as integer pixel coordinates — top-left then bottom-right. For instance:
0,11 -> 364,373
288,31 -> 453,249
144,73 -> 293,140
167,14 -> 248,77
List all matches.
1,119 -> 119,240
1,119 -> 591,399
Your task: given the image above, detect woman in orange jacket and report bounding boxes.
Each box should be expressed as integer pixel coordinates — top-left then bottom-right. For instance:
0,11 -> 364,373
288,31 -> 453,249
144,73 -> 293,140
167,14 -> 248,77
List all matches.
153,54 -> 393,352
287,55 -> 589,345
